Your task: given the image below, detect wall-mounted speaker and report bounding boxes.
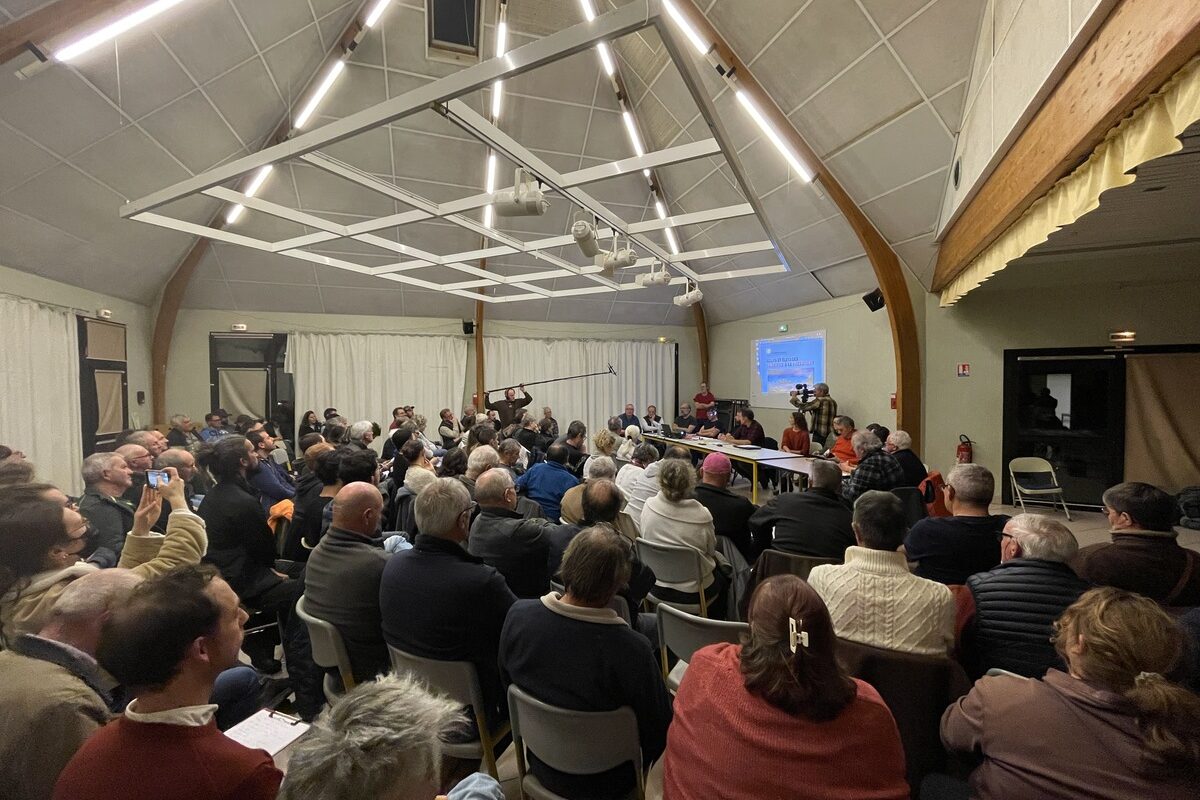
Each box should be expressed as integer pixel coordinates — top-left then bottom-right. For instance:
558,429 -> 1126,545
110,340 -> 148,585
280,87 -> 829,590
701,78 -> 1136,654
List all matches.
462,320 -> 475,335
862,288 -> 885,312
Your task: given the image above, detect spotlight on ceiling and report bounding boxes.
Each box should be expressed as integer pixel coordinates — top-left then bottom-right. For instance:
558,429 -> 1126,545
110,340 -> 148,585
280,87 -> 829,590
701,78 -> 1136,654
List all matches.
493,169 -> 549,217
572,214 -> 601,258
635,262 -> 672,287
599,234 -> 638,277
673,282 -> 704,307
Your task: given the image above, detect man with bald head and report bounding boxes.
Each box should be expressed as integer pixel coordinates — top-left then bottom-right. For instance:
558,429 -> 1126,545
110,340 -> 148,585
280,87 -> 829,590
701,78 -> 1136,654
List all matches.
302,482 -> 391,683
468,469 -> 566,598
124,429 -> 167,459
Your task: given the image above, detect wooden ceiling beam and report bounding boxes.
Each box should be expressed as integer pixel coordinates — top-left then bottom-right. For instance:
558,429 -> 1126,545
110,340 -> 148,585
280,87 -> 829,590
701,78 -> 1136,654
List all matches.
933,0 -> 1200,292
0,0 -> 128,64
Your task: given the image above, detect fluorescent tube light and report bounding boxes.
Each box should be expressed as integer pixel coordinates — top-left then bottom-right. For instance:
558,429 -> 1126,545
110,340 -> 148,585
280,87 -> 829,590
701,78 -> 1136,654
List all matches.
622,111 -> 644,157
485,153 -> 498,193
654,200 -> 667,220
663,0 -> 711,56
364,0 -> 391,28
596,42 -> 615,76
578,0 -> 597,22
665,226 -> 680,255
295,60 -> 346,129
491,81 -> 503,120
55,0 -> 188,62
224,165 -> 274,224
495,20 -> 508,56
735,89 -> 813,182
483,205 -> 495,228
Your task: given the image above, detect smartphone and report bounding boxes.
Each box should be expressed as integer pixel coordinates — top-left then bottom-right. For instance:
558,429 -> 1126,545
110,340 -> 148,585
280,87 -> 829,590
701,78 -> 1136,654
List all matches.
146,469 -> 170,488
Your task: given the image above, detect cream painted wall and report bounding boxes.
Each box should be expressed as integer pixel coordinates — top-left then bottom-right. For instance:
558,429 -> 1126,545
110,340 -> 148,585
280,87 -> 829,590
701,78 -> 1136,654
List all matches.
708,293 -> 899,446
922,275 -> 1200,487
166,308 -> 699,423
0,263 -> 154,428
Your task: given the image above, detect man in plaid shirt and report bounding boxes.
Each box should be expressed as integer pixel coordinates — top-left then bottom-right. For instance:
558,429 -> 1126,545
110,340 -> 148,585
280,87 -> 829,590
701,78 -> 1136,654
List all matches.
791,382 -> 837,445
842,430 -> 905,502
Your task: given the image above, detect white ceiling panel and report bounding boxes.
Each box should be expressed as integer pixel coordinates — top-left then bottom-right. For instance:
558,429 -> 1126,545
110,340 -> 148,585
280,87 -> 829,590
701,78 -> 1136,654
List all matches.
226,280 -> 325,312
213,244 -> 318,285
0,122 -> 60,193
71,125 -> 191,200
811,256 -> 878,296
74,34 -> 195,121
931,82 -> 968,133
859,0 -> 931,35
893,233 -> 940,286
0,68 -> 126,156
782,214 -> 865,271
204,58 -> 287,144
826,105 -> 954,202
260,25 -> 326,108
318,286 -> 407,316
139,90 -> 246,172
888,0 -> 988,98
182,278 -> 238,310
158,0 -> 258,85
859,169 -> 948,243
230,0 -> 315,51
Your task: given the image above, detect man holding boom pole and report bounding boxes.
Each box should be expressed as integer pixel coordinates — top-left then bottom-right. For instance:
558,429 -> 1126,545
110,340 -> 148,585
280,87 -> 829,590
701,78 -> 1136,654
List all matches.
484,385 -> 532,428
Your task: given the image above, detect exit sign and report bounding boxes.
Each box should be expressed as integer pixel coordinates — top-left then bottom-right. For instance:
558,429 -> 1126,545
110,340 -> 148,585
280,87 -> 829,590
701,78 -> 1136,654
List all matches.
956,363 -> 971,377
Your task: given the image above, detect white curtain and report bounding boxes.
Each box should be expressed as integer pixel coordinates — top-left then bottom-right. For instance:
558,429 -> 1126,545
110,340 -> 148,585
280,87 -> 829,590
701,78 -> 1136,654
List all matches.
0,295 -> 83,494
286,333 -> 467,439
484,337 -> 675,441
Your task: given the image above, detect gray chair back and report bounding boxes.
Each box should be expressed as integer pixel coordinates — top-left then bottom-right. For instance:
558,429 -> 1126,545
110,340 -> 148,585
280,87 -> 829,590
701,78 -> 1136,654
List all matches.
508,684 -> 644,800
635,538 -> 709,616
656,604 -> 747,691
295,595 -> 355,702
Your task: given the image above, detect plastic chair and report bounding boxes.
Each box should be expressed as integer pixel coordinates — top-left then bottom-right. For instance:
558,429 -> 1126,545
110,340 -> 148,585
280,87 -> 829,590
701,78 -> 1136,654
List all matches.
1008,456 -> 1072,520
635,539 -> 710,618
891,486 -> 928,527
387,645 -> 510,779
656,604 -> 748,691
836,638 -> 970,793
295,595 -> 356,703
507,684 -> 644,800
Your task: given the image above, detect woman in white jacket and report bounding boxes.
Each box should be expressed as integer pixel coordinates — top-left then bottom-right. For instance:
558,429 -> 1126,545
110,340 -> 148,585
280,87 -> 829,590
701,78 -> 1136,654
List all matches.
639,458 -> 728,615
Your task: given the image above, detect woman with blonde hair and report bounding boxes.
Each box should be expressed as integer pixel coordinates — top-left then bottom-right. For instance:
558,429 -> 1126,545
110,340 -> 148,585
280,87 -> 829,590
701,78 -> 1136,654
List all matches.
665,574 -> 908,799
935,586 -> 1200,799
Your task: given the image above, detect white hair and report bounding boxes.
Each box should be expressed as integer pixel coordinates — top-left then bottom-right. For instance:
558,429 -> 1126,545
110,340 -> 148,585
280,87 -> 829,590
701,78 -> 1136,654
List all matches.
947,463 -> 994,505
81,452 -> 124,485
586,456 -> 617,480
414,478 -> 471,538
403,466 -> 437,494
278,674 -> 464,800
466,445 -> 499,479
349,420 -> 374,442
851,430 -> 883,458
887,430 -> 912,451
52,569 -> 142,619
1007,514 -> 1079,562
624,425 -> 641,441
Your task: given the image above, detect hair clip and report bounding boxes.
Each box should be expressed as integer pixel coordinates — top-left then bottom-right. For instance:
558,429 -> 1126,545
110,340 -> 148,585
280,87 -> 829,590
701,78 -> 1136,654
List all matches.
788,617 -> 808,653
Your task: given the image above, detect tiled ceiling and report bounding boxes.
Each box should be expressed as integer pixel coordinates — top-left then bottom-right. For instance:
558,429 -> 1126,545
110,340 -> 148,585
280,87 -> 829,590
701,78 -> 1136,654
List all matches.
0,0 -> 986,323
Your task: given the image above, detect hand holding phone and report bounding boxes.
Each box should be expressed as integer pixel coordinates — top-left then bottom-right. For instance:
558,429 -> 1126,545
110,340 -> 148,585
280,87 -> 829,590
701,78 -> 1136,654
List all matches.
146,469 -> 170,488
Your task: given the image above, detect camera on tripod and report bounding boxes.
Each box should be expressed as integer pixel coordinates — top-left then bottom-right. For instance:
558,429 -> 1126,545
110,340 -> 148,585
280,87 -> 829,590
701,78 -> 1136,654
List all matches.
794,383 -> 814,402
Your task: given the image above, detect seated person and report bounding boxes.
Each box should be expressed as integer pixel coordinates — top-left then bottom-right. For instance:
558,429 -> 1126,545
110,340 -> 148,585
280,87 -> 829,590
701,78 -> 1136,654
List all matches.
624,445 -> 688,526
780,411 -> 811,455
282,446 -> 339,560
500,527 -> 672,800
468,470 -> 562,599
515,444 -> 579,522
1071,482 -> 1200,606
495,438 -> 524,478
884,430 -> 927,487
940,588 -> 1200,800
617,404 -> 641,431
693,453 -> 758,563
903,463 -> 1007,585
841,431 -> 904,502
824,416 -> 858,466
664,575 -> 908,800
640,458 -> 727,616
76,452 -> 135,563
278,674 -> 504,800
583,430 -> 618,476
515,416 -> 550,455
459,445 -> 499,498
554,421 -> 588,477
616,442 -> 656,497
246,430 -> 294,513
748,459 -> 854,559
0,570 -> 140,800
302,482 -> 391,685
616,426 -> 641,460
695,407 -> 724,438
379,479 -> 517,724
642,405 -> 663,433
674,402 -> 698,433
963,514 -> 1089,679
719,408 -> 765,447
54,566 -> 283,800
314,446 -> 380,550
809,491 -> 954,656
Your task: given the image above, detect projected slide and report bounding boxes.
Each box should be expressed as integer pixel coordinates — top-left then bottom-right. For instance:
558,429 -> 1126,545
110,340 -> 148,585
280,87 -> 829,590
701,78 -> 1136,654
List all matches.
750,330 -> 826,409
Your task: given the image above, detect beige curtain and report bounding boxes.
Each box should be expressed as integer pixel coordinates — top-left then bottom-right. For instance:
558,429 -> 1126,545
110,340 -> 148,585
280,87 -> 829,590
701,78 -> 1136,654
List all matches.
1124,354 -> 1200,493
218,368 -> 269,419
94,370 -> 125,436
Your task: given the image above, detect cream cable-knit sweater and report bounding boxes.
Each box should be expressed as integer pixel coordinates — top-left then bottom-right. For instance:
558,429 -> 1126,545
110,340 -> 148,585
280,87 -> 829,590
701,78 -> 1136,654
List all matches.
808,546 -> 955,657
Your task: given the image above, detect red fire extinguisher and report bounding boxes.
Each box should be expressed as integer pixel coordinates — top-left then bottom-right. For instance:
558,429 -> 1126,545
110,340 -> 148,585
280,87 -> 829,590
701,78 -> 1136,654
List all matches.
957,434 -> 974,464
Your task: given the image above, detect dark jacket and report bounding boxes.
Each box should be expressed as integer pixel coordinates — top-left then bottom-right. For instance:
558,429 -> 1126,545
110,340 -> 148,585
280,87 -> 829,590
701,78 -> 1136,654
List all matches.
283,493 -> 333,561
304,526 -> 391,683
78,487 -> 135,561
964,558 -> 1091,679
467,506 -> 560,599
515,427 -> 550,455
892,448 -> 928,487
547,523 -> 656,611
499,596 -> 672,799
748,488 -> 853,559
516,461 -> 579,522
694,483 -> 758,562
904,514 -> 1009,585
198,478 -> 282,600
1071,531 -> 1200,606
379,534 -> 517,720
247,459 -> 295,513
484,393 -> 532,427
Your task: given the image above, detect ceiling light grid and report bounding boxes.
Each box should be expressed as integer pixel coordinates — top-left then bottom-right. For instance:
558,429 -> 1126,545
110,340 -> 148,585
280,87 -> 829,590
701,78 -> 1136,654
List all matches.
121,0 -> 795,304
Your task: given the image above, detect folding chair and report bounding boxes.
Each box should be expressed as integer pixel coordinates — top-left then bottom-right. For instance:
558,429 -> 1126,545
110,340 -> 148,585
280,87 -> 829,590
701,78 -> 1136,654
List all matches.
891,486 -> 928,528
635,539 -> 710,618
507,685 -> 644,800
656,604 -> 747,691
295,595 -> 356,704
1009,456 -> 1072,520
387,645 -> 510,779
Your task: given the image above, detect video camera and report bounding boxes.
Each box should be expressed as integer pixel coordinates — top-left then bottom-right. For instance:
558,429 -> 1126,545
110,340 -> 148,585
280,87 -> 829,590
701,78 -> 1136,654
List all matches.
794,383 -> 814,403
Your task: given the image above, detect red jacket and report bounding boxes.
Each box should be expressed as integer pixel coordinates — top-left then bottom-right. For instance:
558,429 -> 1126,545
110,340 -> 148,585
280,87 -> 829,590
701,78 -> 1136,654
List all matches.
664,643 -> 908,800
53,717 -> 281,800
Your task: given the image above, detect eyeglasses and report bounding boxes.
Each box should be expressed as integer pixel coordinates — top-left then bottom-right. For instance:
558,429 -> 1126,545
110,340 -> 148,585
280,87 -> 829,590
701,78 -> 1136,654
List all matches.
996,532 -> 1015,542
459,501 -> 478,517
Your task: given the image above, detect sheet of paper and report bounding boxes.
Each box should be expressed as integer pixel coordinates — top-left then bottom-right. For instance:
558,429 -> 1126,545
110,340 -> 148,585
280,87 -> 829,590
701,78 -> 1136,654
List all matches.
224,709 -> 310,755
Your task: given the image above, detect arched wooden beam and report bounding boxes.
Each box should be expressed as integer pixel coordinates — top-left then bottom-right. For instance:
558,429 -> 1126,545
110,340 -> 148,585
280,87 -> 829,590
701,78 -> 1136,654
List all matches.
670,0 -> 922,448
692,302 -> 709,386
